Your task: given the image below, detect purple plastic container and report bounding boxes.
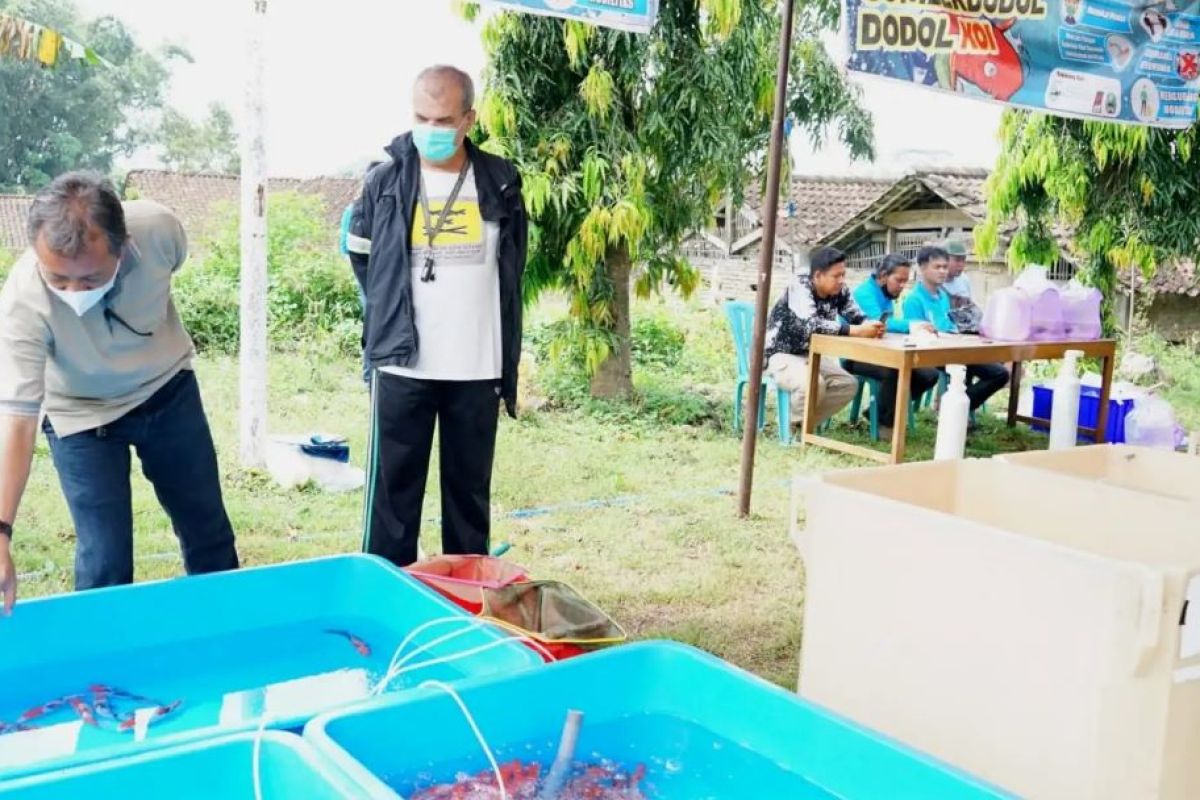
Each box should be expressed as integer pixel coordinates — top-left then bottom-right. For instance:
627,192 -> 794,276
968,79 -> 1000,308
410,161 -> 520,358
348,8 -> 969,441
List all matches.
981,288 -> 1032,341
1024,286 -> 1066,341
1125,397 -> 1179,450
1061,284 -> 1102,340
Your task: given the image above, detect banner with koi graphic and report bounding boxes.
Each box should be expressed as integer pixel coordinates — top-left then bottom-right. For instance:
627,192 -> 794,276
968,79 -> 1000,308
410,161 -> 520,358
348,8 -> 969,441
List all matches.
844,0 -> 1200,128
478,0 -> 659,33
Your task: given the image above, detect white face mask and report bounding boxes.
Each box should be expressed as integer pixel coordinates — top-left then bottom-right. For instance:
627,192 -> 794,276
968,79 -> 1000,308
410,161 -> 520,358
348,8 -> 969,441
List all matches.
46,264 -> 119,317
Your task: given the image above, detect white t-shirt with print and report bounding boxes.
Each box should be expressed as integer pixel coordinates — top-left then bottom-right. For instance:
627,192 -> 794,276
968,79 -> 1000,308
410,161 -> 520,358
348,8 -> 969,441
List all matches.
381,167 -> 502,381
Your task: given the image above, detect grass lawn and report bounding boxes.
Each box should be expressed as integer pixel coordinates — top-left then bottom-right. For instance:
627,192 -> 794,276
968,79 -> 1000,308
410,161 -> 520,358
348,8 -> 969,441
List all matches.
11,297 -> 1192,689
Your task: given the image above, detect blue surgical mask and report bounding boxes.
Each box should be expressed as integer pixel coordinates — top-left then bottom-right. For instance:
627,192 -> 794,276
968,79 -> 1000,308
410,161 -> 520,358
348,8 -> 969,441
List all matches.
412,124 -> 461,163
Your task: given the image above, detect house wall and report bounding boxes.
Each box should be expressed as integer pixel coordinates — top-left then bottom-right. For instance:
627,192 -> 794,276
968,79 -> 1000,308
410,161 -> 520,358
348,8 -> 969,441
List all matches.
968,261 -> 1015,305
1115,293 -> 1200,344
697,255 -> 795,304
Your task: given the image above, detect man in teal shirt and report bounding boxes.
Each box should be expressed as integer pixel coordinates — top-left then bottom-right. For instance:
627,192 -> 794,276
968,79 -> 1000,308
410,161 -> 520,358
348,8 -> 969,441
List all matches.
904,245 -> 1009,420
844,253 -> 940,428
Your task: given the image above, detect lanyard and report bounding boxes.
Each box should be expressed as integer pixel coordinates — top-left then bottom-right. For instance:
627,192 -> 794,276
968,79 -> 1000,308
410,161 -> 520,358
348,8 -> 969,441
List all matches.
417,160 -> 471,283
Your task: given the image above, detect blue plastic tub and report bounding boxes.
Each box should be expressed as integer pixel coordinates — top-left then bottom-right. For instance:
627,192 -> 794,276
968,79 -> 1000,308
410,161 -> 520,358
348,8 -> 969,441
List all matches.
1030,384 -> 1134,443
305,641 -> 1012,799
0,732 -> 388,799
0,555 -> 540,780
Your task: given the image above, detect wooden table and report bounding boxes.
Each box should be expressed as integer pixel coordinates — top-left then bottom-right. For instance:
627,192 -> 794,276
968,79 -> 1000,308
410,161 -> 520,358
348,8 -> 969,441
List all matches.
802,334 -> 1119,464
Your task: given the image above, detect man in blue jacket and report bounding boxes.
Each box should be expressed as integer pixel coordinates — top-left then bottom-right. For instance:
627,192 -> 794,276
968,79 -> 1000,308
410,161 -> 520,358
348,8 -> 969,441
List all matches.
843,253 -> 940,428
903,245 -> 1009,420
346,65 -> 527,568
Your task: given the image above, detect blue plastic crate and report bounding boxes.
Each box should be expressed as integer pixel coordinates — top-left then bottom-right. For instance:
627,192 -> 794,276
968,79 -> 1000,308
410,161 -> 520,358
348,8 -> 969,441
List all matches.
305,641 -> 1012,800
0,732 -> 382,799
1030,384 -> 1134,443
0,555 -> 540,780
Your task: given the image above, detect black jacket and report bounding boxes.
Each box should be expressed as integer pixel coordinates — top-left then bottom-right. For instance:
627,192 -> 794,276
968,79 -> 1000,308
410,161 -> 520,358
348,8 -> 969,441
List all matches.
348,133 -> 527,417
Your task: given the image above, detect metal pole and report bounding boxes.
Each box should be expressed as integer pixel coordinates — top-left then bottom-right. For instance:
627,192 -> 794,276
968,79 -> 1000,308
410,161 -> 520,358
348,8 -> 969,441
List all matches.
239,0 -> 269,467
737,0 -> 796,517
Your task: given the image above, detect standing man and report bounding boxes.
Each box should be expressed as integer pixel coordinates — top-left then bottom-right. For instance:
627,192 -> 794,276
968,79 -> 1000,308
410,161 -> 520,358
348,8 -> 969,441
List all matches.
348,65 -> 527,568
904,245 -> 1009,420
843,253 -> 941,431
764,246 -> 884,427
0,172 -> 239,613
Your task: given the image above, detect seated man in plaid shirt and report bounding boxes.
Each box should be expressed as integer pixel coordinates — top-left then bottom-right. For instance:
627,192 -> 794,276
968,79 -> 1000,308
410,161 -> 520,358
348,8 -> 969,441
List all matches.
763,246 -> 884,428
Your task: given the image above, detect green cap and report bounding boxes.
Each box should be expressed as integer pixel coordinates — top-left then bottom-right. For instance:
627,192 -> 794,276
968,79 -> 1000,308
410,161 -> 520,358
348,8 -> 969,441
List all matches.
943,237 -> 968,257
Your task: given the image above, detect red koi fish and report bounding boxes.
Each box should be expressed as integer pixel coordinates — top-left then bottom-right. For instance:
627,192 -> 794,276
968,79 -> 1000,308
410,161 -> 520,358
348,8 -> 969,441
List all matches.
411,760 -> 541,799
66,696 -> 98,728
88,685 -> 120,725
562,762 -> 647,799
947,17 -> 1024,101
5,687 -> 182,736
116,700 -> 182,733
410,759 -> 646,800
16,698 -> 66,725
325,628 -> 372,657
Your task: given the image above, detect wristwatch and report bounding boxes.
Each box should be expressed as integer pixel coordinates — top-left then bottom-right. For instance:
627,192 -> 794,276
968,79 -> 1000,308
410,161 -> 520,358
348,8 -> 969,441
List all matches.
0,521 -> 11,541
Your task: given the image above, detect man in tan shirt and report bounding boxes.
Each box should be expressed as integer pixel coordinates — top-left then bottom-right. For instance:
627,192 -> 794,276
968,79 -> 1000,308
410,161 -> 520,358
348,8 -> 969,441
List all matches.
0,172 -> 239,613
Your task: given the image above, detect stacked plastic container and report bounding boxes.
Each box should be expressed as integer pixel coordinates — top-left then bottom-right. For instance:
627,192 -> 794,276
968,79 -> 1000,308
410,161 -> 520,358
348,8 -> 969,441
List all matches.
794,447 -> 1200,800
980,267 -> 1101,343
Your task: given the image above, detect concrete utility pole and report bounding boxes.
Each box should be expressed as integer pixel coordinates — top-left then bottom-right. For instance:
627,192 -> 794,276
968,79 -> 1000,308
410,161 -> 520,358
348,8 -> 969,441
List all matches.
239,0 -> 269,467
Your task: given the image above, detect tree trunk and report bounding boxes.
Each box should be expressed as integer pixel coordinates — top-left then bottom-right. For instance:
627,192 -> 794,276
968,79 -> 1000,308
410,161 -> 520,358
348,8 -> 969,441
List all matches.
239,0 -> 269,467
590,248 -> 634,400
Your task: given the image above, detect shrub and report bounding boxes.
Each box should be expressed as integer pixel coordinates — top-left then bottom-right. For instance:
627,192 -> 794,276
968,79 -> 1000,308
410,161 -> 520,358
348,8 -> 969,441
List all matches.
630,314 -> 686,368
173,192 -> 362,355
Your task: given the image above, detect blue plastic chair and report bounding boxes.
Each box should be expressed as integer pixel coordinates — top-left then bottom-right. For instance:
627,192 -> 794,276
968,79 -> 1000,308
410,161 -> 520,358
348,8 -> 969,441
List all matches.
847,376 -> 918,442
723,301 -> 792,445
922,371 -> 948,409
338,203 -> 353,256
922,371 -> 981,422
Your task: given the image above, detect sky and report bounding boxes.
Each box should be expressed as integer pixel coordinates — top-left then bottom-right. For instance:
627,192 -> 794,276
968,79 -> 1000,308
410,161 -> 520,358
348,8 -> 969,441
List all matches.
75,0 -> 1002,178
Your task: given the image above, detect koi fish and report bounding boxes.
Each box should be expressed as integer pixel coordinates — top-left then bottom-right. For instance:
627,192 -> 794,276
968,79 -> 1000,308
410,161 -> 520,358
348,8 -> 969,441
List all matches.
947,17 -> 1024,101
92,685 -> 182,733
16,697 -> 66,724
1178,51 -> 1199,82
325,628 -> 372,657
411,760 -> 541,800
116,700 -> 182,733
410,759 -> 646,800
89,684 -> 124,726
66,696 -> 98,727
5,686 -> 182,735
